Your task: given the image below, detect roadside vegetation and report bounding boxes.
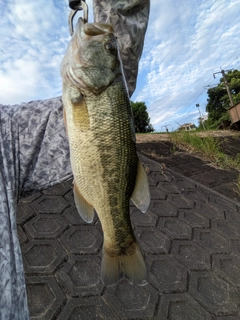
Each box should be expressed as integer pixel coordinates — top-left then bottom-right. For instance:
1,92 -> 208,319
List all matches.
169,130 -> 240,172
131,101 -> 154,133
205,69 -> 240,129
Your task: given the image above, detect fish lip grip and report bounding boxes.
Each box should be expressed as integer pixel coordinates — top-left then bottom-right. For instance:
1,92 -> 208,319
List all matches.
68,0 -> 88,36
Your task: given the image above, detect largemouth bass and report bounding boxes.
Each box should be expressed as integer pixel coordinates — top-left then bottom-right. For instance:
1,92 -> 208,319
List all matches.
61,17 -> 150,286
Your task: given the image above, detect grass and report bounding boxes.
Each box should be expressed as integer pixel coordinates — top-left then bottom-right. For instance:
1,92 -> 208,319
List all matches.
169,131 -> 240,172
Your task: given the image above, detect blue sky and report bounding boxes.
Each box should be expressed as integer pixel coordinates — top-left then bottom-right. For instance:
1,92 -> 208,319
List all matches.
1,0 -> 240,131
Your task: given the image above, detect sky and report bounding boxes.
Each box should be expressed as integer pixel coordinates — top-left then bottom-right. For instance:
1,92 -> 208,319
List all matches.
1,0 -> 240,131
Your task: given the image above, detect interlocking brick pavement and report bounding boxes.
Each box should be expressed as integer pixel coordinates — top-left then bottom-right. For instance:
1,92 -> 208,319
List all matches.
17,155 -> 240,319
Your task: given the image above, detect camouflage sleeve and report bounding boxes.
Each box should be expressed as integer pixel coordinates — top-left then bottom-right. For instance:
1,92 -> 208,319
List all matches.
93,0 -> 150,97
0,98 -> 72,319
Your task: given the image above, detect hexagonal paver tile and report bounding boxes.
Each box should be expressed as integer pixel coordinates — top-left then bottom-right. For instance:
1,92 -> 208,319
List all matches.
17,203 -> 35,225
147,255 -> 187,293
17,225 -> 28,245
216,316 -> 239,320
150,186 -> 167,200
150,200 -> 178,217
102,279 -> 158,319
24,214 -> 68,239
62,206 -> 87,225
185,188 -> 209,203
189,272 -> 238,316
146,174 -> 159,187
194,229 -> 229,254
225,210 -> 240,225
19,192 -> 42,204
149,171 -> 173,183
178,209 -> 209,228
172,241 -> 211,271
42,181 -> 72,196
26,276 -> 66,320
130,208 -> 158,227
208,196 -> 238,213
31,195 -> 69,214
167,194 -> 194,209
59,226 -> 102,254
161,182 -> 183,194
230,239 -> 240,257
22,239 -> 67,274
157,293 -> 212,320
158,217 -> 192,240
213,254 -> 240,287
195,202 -> 225,220
57,256 -> 103,297
62,205 -> 99,225
175,178 -> 196,191
135,227 -> 170,254
64,188 -> 74,204
211,219 -> 240,239
58,297 -> 117,320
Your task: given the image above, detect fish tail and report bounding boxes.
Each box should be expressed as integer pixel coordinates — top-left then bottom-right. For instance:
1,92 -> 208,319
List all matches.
101,242 -> 148,287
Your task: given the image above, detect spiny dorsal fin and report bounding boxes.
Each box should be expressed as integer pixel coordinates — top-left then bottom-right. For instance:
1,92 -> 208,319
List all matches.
73,183 -> 94,223
131,161 -> 150,213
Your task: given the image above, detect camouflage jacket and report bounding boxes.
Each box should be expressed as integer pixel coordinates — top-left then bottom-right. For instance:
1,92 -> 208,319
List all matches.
0,1 -> 149,319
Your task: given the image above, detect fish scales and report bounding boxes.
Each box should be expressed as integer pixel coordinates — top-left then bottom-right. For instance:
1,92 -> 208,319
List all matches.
61,18 -> 150,286
67,77 -> 137,248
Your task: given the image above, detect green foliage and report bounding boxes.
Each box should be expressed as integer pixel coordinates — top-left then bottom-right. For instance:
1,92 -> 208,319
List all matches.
170,131 -> 220,159
169,131 -> 240,171
131,101 -> 154,133
206,69 -> 240,127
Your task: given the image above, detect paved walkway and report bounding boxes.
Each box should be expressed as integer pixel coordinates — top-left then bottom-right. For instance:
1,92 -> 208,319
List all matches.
17,155 -> 240,320
137,139 -> 240,203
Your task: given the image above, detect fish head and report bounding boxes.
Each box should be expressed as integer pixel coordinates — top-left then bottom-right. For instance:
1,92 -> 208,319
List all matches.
61,18 -> 122,95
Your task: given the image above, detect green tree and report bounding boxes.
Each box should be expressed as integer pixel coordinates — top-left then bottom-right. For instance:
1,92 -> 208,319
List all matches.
206,69 -> 240,127
131,101 -> 154,133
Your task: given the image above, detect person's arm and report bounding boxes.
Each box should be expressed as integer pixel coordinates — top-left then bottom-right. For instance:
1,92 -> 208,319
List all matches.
0,98 -> 71,319
15,97 -> 72,196
93,0 -> 150,97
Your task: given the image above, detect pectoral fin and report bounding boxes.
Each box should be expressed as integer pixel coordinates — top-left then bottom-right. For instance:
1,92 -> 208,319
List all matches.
73,183 -> 94,223
131,161 -> 150,213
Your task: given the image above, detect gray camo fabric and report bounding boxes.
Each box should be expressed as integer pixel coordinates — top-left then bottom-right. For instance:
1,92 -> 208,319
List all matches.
0,0 -> 149,319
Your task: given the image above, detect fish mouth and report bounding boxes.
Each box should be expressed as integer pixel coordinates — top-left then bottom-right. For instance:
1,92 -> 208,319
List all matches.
76,17 -> 114,37
83,22 -> 114,36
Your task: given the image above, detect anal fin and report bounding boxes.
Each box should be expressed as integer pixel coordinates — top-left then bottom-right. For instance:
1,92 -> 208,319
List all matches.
73,183 -> 94,223
131,161 -> 150,213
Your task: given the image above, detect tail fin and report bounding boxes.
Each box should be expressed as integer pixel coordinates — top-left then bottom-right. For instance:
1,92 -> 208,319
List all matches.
101,242 -> 148,287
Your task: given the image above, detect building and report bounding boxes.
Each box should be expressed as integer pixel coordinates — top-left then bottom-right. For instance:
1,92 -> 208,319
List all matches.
177,123 -> 197,131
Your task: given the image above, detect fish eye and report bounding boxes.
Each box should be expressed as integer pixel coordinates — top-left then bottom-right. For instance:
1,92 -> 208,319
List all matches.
104,41 -> 116,53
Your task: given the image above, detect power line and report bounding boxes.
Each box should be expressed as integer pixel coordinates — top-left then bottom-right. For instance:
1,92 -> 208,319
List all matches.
222,46 -> 240,70
161,50 -> 240,129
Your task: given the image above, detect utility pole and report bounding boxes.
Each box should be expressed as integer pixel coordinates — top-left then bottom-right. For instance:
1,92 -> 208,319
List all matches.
213,69 -> 234,107
196,103 -> 205,130
161,124 -> 170,132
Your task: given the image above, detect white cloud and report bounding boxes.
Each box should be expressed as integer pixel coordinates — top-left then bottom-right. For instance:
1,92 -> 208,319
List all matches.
133,0 -> 240,130
0,0 -> 70,104
0,0 -> 239,132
